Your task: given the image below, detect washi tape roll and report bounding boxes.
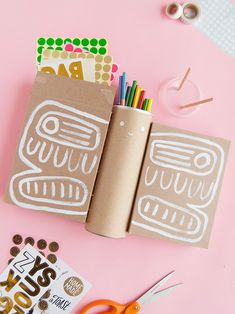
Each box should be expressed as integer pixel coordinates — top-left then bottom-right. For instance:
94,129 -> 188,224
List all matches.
180,2 -> 201,24
165,3 -> 183,20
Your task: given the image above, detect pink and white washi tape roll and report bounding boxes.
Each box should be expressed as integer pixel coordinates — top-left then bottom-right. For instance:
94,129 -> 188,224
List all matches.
165,3 -> 183,20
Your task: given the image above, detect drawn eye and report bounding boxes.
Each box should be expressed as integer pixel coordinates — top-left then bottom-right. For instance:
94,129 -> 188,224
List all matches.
120,121 -> 125,127
140,126 -> 145,132
194,152 -> 211,169
41,117 -> 60,135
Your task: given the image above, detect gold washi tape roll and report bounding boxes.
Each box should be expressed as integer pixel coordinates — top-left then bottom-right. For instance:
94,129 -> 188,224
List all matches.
180,2 -> 201,24
166,2 -> 183,20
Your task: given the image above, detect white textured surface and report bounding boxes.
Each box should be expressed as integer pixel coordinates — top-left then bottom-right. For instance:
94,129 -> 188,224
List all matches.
195,0 -> 235,56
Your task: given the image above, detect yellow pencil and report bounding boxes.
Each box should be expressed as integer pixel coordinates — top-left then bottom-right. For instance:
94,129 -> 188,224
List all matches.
147,98 -> 153,112
132,86 -> 141,108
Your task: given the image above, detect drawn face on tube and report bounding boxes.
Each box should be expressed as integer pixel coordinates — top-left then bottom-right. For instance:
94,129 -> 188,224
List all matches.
118,119 -> 147,139
9,100 -> 108,215
137,132 -> 225,243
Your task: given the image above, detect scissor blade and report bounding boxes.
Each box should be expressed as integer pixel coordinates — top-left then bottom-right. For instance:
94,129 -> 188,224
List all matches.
137,271 -> 175,305
138,283 -> 182,307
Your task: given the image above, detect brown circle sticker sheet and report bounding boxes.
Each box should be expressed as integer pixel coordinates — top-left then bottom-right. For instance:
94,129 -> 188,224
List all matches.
9,234 -> 60,265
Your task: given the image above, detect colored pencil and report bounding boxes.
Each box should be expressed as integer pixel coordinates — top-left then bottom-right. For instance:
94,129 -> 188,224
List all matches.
137,90 -> 146,109
132,86 -> 141,108
142,98 -> 148,111
147,98 -> 153,112
180,97 -> 213,109
127,80 -> 137,107
125,86 -> 131,105
118,76 -> 122,104
120,72 -> 126,105
178,67 -> 191,91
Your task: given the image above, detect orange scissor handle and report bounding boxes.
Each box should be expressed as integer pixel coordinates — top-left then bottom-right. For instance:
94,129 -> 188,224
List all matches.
79,300 -> 141,314
123,301 -> 141,314
79,299 -> 126,314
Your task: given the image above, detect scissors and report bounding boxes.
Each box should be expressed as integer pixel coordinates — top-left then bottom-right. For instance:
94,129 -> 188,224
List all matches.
80,271 -> 182,314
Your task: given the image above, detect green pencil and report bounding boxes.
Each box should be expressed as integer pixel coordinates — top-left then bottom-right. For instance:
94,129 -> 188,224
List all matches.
125,86 -> 131,105
142,98 -> 149,111
127,80 -> 137,107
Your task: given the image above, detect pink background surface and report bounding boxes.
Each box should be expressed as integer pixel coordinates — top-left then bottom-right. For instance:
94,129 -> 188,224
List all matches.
0,1 -> 235,313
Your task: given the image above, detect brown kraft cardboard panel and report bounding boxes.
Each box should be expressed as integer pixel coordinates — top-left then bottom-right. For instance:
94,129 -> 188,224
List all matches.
129,123 -> 230,248
86,106 -> 152,238
6,72 -> 115,222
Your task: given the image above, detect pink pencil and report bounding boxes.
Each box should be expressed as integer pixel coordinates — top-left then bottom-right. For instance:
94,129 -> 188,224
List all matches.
137,90 -> 145,109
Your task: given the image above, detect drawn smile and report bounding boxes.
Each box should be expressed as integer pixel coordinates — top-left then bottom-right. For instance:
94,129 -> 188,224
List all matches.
128,131 -> 134,136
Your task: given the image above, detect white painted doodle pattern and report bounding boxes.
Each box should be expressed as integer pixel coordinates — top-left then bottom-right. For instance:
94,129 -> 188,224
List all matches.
132,132 -> 225,243
9,100 -> 108,215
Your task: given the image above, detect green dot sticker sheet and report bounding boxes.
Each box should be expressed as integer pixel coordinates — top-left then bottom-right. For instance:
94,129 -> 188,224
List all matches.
37,37 -> 108,64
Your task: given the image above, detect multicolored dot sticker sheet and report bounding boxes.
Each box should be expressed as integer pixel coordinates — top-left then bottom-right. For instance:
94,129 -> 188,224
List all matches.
37,37 -> 108,64
39,50 -> 96,82
64,43 -> 119,82
40,49 -> 113,85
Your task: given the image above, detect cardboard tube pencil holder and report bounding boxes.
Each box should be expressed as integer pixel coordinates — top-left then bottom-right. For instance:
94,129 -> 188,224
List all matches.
86,106 -> 152,238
